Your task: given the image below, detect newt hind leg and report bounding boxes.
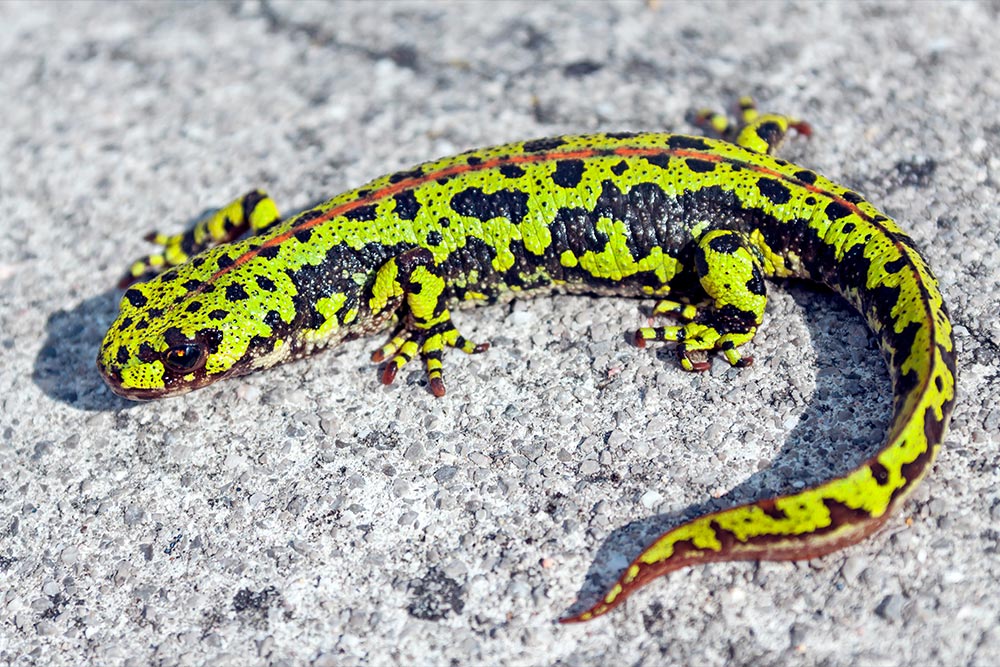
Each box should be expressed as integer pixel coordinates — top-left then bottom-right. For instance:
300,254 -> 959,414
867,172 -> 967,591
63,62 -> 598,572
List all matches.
636,229 -> 768,371
692,95 -> 811,155
118,190 -> 281,287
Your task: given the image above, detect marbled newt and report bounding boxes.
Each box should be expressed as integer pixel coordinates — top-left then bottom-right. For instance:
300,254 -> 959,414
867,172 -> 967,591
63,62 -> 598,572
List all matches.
97,99 -> 956,622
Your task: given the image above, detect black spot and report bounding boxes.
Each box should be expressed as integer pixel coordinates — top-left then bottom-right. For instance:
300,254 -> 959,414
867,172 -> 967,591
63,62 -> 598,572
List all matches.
137,342 -> 157,362
685,158 -> 716,173
450,188 -> 530,224
522,137 -> 565,153
117,316 -> 133,330
356,188 -> 372,198
704,304 -> 759,334
892,354 -> 920,396
466,155 -> 483,166
794,169 -> 817,184
825,201 -> 853,220
606,131 -> 639,139
259,245 -> 280,259
805,196 -> 817,206
610,160 -> 629,175
115,347 -> 129,364
694,246 -> 709,276
225,284 -> 249,301
291,209 -> 327,230
191,257 -> 206,269
426,231 -> 443,246
551,159 -> 585,188
499,164 -> 525,179
186,301 -> 202,313
180,234 -> 198,254
870,462 -> 890,485
294,228 -> 313,243
165,327 -> 193,348
746,267 -> 767,296
241,189 -> 268,215
124,289 -> 147,307
217,254 -> 235,270
756,178 -> 792,205
134,320 -> 149,331
343,204 -> 377,221
195,328 -> 221,355
263,310 -> 283,328
935,375 -> 944,392
842,191 -> 864,204
393,191 -> 421,220
438,217 -> 450,228
754,120 -> 783,145
841,222 -> 856,235
388,167 -> 424,184
708,233 -> 741,254
208,309 -> 228,321
883,256 -> 908,274
246,335 -> 276,358
836,244 -> 874,294
182,279 -> 202,291
644,154 -> 671,169
666,136 -> 710,150
256,275 -> 276,291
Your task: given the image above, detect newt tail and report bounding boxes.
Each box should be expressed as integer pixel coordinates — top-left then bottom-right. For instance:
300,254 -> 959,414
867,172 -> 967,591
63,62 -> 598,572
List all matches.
561,145 -> 957,623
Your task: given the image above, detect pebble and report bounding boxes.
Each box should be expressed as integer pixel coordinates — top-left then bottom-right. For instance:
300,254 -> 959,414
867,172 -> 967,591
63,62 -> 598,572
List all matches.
606,429 -> 628,448
434,466 -> 459,483
468,451 -> 491,467
30,597 -> 51,612
640,490 -> 664,509
35,620 -> 59,636
123,504 -> 145,526
840,555 -> 867,582
403,442 -> 424,461
876,594 -> 905,621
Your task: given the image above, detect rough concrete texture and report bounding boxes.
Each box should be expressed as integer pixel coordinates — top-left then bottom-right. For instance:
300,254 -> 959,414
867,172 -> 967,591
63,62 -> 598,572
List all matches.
1,1 -> 998,665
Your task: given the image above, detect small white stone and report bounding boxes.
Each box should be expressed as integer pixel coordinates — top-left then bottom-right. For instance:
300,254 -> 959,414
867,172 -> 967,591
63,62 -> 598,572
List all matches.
640,490 -> 664,509
941,569 -> 965,585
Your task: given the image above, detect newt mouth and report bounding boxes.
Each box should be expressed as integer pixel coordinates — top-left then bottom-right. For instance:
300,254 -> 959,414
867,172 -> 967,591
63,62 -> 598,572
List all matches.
96,358 -> 217,401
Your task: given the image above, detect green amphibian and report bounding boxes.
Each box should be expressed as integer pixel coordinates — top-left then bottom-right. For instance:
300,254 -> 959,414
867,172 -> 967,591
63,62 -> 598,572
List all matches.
98,99 -> 956,622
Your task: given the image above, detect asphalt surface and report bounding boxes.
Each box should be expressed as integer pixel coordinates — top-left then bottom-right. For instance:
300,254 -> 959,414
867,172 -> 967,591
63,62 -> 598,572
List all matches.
1,2 -> 998,665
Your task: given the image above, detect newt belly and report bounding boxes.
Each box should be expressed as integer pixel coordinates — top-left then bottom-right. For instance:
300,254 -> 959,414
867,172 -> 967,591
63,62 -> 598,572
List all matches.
97,98 -> 956,622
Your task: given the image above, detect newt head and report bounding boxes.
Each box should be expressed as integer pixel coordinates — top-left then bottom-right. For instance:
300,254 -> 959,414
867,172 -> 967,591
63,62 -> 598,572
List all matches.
97,238 -> 372,400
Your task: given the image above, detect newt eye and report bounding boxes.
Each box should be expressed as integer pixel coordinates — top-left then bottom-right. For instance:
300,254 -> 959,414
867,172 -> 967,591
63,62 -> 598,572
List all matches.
163,343 -> 205,372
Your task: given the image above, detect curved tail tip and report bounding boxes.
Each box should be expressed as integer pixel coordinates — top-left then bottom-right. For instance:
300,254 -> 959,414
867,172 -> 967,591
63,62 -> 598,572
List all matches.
557,600 -> 616,624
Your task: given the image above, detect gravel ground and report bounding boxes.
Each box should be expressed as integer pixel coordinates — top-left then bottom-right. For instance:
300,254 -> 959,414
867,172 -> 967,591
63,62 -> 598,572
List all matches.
1,1 -> 998,665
